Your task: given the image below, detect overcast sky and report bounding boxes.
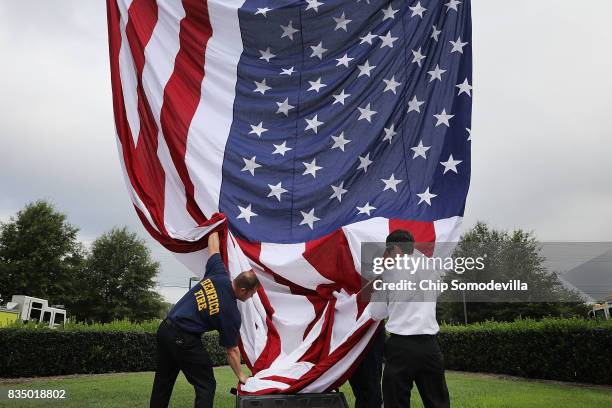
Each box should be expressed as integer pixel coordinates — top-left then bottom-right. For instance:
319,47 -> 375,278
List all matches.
1,1 -> 611,303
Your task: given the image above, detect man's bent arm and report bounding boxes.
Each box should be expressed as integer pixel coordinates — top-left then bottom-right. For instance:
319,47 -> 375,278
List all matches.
226,346 -> 248,384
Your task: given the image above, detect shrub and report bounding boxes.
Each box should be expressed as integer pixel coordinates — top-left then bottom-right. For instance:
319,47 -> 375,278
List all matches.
0,320 -> 227,378
438,318 -> 612,385
4,318 -> 160,333
2,318 -> 611,384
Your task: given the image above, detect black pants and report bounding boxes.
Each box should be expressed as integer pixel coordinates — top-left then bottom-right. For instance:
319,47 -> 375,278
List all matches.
382,334 -> 450,408
150,319 -> 216,408
348,326 -> 386,408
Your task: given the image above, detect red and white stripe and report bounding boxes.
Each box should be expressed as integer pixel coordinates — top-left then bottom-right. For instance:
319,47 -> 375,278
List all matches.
106,0 -> 463,394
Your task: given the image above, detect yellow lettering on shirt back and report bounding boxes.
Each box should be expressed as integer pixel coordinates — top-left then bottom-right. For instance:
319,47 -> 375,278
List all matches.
199,279 -> 220,315
194,289 -> 208,311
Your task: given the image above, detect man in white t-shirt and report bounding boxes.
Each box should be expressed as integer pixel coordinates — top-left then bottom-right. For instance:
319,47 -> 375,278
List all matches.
370,230 -> 450,408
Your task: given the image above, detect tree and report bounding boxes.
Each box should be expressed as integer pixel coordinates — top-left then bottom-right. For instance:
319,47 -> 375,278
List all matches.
78,227 -> 165,322
0,201 -> 85,305
437,222 -> 588,323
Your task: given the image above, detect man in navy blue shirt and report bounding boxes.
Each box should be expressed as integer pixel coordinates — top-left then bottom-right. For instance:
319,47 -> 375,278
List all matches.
150,232 -> 259,408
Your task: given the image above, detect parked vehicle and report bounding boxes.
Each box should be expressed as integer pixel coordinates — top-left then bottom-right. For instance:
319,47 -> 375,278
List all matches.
0,295 -> 66,328
0,304 -> 19,327
588,293 -> 612,320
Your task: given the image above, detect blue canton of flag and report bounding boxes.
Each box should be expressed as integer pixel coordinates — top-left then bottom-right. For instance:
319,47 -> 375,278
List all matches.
219,0 -> 472,244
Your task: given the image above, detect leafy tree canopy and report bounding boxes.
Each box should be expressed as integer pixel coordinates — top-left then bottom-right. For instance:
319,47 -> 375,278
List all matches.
438,222 -> 588,323
0,200 -> 84,305
77,227 -> 165,322
0,201 -> 166,323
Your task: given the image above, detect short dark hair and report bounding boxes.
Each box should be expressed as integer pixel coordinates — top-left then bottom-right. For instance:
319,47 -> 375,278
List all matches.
386,229 -> 415,255
233,270 -> 260,290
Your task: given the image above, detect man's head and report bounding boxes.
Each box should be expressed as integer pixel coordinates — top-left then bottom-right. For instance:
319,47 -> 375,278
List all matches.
385,229 -> 415,257
232,270 -> 260,301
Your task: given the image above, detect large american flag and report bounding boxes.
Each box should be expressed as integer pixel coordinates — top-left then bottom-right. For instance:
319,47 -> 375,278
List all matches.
106,0 -> 471,394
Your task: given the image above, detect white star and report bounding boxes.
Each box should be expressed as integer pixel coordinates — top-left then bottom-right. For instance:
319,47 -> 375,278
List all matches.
357,103 -> 377,122
305,0 -> 324,12
427,64 -> 447,82
357,60 -> 376,77
440,154 -> 463,174
383,124 -> 397,143
258,47 -> 276,62
267,182 -> 288,202
411,47 -> 426,67
241,156 -> 261,176
434,109 -> 455,127
357,153 -> 373,172
357,202 -> 376,216
417,187 -> 437,206
302,158 -> 322,178
272,141 -> 292,156
332,89 -> 351,106
383,76 -> 401,94
379,31 -> 398,48
310,41 -> 328,59
445,0 -> 461,12
466,127 -> 472,141
308,77 -> 327,93
280,66 -> 295,76
255,7 -> 271,17
333,12 -> 352,31
409,2 -> 427,18
431,25 -> 442,42
299,208 -> 320,229
411,140 -> 431,159
331,132 -> 351,151
305,114 -> 324,133
237,204 -> 257,223
457,78 -> 473,97
381,5 -> 398,20
276,98 -> 294,116
249,122 -> 267,137
450,37 -> 469,54
329,182 -> 348,202
381,174 -> 403,192
407,96 -> 425,113
280,21 -> 299,41
253,79 -> 271,95
336,53 -> 354,68
359,31 -> 377,45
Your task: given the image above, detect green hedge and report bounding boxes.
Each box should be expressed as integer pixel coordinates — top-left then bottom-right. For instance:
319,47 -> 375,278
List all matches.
3,318 -> 161,333
438,318 -> 612,385
1,318 -> 611,384
0,323 -> 227,378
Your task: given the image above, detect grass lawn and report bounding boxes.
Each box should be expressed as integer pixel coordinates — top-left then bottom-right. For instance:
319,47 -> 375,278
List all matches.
1,368 -> 611,408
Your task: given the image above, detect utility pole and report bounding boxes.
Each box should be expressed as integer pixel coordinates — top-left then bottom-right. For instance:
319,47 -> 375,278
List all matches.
188,277 -> 200,289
